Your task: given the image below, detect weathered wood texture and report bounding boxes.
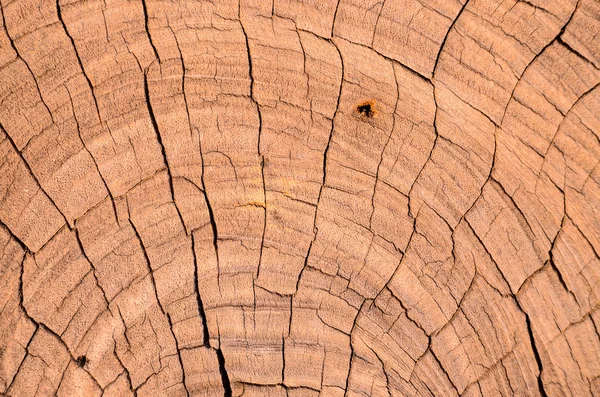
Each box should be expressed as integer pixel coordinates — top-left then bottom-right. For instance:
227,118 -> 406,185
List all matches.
0,0 -> 599,395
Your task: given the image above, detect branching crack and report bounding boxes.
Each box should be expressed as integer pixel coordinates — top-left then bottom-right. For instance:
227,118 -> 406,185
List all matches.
0,7 -> 54,128
500,0 -> 582,124
293,37 -> 344,294
126,198 -> 192,395
168,24 -> 230,396
55,0 -> 103,128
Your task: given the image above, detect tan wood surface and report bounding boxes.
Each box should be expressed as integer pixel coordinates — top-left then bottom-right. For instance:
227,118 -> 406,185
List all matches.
1,0 -> 599,395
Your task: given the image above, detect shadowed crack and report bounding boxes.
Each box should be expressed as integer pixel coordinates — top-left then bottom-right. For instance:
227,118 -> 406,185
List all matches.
142,70 -> 187,230
141,0 -> 160,63
168,24 -> 231,397
523,306 -> 548,396
216,348 -> 232,397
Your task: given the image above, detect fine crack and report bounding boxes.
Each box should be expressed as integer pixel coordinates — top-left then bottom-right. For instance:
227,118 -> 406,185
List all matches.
0,6 -> 54,128
55,0 -> 103,128
500,0 -> 582,124
126,198 -> 188,389
293,36 -> 344,294
0,122 -> 70,230
238,13 -> 267,281
192,235 -> 211,348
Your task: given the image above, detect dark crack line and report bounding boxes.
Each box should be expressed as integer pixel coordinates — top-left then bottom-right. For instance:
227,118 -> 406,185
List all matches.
4,242 -> 37,394
0,6 -> 55,129
126,201 -> 164,314
73,227 -> 110,306
170,32 -> 222,291
0,122 -> 69,232
141,0 -> 160,63
500,0 -> 582,124
370,0 -> 386,47
293,37 -> 344,295
343,300 -> 367,397
168,25 -> 221,288
0,220 -> 27,252
65,86 -> 119,224
166,313 -> 190,397
281,335 -> 286,384
536,81 -> 600,199
523,308 -> 548,396
41,323 -> 104,392
546,214 -> 580,307
126,198 -> 189,394
0,21 -> 75,228
202,169 -> 221,283
445,122 -> 497,241
142,69 -> 187,231
489,177 -> 538,254
17,267 -> 104,395
56,0 -> 122,224
464,214 -> 549,395
257,155 -> 267,280
112,308 -> 136,394
5,324 -> 38,393
369,59 -> 399,229
191,235 -> 211,348
55,0 -> 103,131
216,348 -> 232,397
331,0 -> 341,37
429,348 -> 460,395
557,35 -> 599,70
169,25 -> 230,396
431,0 -> 470,78
407,80 -> 438,219
336,35 -> 431,82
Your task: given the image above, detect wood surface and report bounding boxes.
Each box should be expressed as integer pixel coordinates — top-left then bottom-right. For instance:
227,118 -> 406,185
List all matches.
0,0 -> 599,395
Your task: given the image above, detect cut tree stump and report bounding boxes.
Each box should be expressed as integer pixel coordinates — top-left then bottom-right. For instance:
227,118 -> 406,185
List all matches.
1,0 -> 599,396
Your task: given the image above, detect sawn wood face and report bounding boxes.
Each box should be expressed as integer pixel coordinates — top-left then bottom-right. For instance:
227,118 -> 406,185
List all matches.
0,0 -> 599,396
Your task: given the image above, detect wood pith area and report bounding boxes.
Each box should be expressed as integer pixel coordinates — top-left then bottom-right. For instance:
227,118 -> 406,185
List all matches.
1,0 -> 599,396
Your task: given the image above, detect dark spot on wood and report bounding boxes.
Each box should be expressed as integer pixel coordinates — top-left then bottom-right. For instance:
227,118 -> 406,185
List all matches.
76,355 -> 87,367
356,100 -> 377,119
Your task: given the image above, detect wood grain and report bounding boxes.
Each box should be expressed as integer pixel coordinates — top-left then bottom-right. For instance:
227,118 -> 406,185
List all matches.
1,0 -> 599,395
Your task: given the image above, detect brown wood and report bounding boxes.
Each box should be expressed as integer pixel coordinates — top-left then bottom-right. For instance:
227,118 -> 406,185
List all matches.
1,0 -> 599,395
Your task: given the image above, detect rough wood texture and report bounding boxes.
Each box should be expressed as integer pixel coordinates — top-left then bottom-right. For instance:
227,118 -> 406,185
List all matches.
0,0 -> 599,396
